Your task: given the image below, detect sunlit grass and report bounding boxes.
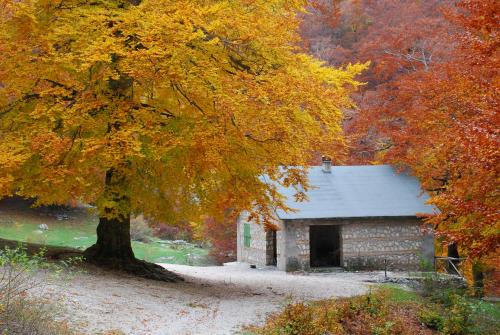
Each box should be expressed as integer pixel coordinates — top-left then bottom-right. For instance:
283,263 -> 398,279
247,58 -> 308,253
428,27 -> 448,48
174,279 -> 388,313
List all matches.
378,284 -> 422,303
0,218 -> 209,265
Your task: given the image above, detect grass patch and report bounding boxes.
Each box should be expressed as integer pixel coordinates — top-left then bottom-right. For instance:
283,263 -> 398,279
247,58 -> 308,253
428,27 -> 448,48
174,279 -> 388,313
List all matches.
380,284 -> 421,303
0,211 -> 210,265
0,219 -> 97,249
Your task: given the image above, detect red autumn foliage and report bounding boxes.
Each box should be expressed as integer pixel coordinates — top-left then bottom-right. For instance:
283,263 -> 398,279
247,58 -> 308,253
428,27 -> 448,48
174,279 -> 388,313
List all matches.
153,223 -> 193,241
302,0 -> 499,262
201,215 -> 237,264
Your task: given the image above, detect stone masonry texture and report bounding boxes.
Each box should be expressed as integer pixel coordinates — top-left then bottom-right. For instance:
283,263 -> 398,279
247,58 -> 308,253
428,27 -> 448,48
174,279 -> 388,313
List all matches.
237,215 -> 434,272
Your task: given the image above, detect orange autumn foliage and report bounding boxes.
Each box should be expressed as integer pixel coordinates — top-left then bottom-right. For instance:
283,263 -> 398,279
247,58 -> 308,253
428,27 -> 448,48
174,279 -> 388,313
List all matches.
302,0 -> 498,264
347,0 -> 499,260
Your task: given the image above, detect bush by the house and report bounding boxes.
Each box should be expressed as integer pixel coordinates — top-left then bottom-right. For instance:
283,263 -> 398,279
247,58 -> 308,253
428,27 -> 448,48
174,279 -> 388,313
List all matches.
249,288 -> 433,335
198,215 -> 236,264
153,222 -> 193,241
131,215 -> 194,242
419,308 -> 445,331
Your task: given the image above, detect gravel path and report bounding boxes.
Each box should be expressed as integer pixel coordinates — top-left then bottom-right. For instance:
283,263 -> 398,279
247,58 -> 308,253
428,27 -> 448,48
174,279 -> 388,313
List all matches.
43,263 -> 386,335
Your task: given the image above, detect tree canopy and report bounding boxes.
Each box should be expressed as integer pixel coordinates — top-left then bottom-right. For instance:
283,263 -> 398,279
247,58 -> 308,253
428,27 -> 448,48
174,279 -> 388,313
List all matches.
0,0 -> 364,226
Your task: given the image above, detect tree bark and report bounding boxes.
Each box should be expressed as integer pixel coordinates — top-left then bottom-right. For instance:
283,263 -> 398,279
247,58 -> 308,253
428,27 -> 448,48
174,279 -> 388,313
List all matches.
84,169 -> 182,282
84,215 -> 134,262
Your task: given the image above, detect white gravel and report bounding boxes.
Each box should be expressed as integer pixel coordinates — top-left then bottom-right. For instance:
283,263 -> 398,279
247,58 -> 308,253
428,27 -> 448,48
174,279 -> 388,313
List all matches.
42,263 -> 390,335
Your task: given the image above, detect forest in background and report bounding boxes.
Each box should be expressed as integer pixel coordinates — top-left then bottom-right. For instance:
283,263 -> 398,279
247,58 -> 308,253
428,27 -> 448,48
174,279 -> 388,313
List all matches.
296,0 -> 498,293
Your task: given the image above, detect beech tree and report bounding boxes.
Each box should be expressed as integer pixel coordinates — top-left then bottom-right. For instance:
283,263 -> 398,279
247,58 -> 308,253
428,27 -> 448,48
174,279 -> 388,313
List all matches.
348,0 -> 499,261
0,0 -> 364,280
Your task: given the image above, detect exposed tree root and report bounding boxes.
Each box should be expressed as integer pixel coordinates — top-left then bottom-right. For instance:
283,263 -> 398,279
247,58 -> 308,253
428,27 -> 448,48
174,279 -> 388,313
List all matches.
84,247 -> 183,282
120,258 -> 184,282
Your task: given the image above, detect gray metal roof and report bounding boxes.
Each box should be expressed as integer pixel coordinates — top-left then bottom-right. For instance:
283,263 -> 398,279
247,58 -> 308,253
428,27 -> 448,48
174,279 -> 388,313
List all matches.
275,165 -> 437,220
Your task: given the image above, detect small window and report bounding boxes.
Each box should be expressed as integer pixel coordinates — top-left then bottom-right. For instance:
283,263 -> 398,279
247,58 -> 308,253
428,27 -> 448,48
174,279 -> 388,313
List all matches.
243,223 -> 251,247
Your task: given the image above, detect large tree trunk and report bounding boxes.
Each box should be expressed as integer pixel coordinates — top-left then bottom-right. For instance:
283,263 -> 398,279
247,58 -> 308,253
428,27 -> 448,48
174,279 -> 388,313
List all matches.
84,215 -> 134,263
84,169 -> 182,282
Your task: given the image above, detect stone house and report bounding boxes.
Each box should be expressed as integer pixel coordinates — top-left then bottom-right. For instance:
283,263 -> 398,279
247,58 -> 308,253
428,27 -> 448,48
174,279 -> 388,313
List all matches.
237,163 -> 436,271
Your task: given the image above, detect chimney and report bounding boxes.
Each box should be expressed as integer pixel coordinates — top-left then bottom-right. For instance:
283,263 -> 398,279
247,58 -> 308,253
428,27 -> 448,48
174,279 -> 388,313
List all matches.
321,156 -> 332,173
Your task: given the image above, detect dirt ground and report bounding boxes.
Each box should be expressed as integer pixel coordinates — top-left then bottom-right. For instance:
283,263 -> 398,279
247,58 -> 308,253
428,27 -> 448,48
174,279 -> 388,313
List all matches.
38,262 -> 396,335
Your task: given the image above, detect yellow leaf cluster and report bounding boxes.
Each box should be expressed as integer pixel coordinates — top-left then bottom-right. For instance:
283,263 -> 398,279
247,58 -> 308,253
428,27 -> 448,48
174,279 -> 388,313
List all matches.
0,0 -> 365,222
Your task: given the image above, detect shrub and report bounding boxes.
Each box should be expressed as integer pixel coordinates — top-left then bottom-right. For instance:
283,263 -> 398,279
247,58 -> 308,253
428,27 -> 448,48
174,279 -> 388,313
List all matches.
153,223 -> 193,241
267,302 -> 317,335
419,308 -> 445,331
0,297 -> 76,335
442,294 -> 473,335
252,284 -> 498,335
0,246 -> 45,310
466,299 -> 500,335
419,254 -> 435,272
421,273 -> 467,305
198,215 -> 236,264
153,223 -> 181,240
420,276 -> 498,335
0,246 -> 77,335
250,289 -> 433,335
371,321 -> 395,335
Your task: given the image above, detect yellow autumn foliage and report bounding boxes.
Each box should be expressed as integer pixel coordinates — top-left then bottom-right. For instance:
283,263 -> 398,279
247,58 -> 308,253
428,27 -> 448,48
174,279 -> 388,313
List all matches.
0,0 -> 366,224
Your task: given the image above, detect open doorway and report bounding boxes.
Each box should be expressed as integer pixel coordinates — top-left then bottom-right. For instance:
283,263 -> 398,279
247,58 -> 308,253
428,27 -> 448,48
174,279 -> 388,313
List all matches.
266,230 -> 277,266
310,225 -> 341,267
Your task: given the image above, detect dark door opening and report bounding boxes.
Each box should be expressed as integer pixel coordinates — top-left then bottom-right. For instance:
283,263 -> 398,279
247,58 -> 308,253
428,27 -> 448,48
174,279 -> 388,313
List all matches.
266,230 -> 277,266
310,225 -> 341,267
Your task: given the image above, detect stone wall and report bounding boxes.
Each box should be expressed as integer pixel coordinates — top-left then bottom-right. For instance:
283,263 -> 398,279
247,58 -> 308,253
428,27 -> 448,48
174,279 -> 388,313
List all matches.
283,220 -> 310,271
237,212 -> 284,268
276,226 -> 286,271
282,217 -> 434,271
237,215 -> 434,271
342,219 -> 434,270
